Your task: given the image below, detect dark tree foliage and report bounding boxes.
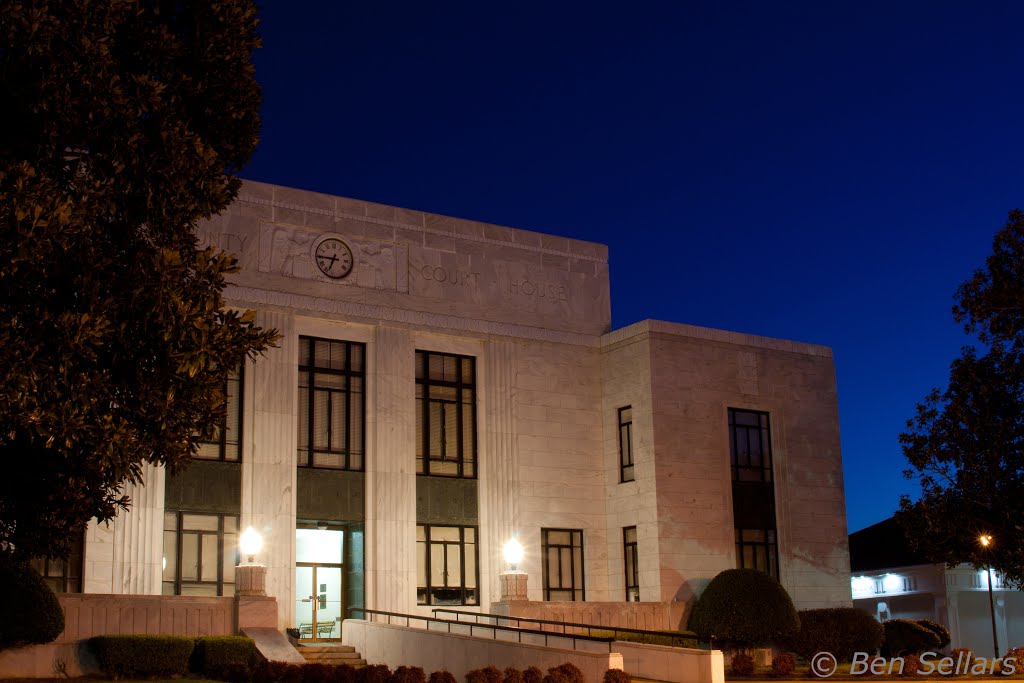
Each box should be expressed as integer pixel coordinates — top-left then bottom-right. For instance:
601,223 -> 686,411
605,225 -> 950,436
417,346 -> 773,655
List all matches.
687,568 -> 800,648
0,0 -> 276,560
898,210 -> 1024,586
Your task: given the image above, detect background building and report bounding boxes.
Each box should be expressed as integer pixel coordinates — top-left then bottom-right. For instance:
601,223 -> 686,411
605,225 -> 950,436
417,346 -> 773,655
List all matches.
68,181 -> 850,633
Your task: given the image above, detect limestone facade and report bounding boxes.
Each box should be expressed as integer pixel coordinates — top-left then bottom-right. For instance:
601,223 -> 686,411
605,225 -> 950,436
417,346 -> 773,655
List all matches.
80,181 -> 851,630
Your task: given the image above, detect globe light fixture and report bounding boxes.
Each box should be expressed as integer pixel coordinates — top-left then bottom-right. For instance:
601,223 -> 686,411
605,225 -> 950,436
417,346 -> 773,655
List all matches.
979,533 -> 998,658
503,538 -> 524,571
240,526 -> 263,563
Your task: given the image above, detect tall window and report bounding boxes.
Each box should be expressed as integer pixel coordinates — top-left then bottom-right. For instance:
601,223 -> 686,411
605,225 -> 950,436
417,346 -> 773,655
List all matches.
31,532 -> 84,593
729,408 -> 772,482
162,512 -> 238,596
416,525 -> 478,605
735,529 -> 778,577
415,351 -> 476,478
624,526 -> 639,601
298,337 -> 366,470
196,366 -> 243,461
729,408 -> 779,578
618,406 -> 634,482
542,529 -> 585,601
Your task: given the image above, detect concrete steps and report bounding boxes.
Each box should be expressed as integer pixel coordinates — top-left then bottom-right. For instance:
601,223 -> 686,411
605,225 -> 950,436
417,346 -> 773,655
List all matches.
297,644 -> 367,667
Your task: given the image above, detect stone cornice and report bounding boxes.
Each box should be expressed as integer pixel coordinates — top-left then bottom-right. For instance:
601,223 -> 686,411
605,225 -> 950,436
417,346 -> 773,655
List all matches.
224,285 -> 602,348
237,193 -> 608,265
601,319 -> 834,358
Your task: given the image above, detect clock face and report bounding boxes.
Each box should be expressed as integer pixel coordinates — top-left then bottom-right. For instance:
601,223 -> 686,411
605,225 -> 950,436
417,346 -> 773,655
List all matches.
314,238 -> 354,279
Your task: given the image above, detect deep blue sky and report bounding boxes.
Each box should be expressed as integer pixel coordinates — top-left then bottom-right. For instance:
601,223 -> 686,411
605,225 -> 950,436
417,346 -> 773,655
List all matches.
244,1 -> 1024,533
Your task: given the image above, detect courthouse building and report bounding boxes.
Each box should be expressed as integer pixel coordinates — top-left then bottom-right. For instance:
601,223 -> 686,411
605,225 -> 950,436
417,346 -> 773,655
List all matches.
63,181 -> 851,634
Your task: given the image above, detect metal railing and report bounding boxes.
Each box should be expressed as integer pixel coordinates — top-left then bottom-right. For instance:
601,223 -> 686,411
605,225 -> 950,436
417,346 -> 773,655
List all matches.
430,608 -> 710,649
346,607 -> 615,652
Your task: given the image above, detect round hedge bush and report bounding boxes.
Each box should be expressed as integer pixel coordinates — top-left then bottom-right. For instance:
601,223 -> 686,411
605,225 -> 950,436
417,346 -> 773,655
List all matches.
687,568 -> 799,647
0,555 -> 65,649
882,619 -> 940,656
786,607 -> 883,661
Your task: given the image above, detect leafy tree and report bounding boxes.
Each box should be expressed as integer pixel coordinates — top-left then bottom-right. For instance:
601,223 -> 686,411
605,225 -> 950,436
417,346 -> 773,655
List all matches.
0,0 -> 276,561
898,210 -> 1024,586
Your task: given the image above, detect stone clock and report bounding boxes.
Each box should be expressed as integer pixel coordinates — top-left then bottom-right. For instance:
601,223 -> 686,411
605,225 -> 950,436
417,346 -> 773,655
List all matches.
313,237 -> 354,279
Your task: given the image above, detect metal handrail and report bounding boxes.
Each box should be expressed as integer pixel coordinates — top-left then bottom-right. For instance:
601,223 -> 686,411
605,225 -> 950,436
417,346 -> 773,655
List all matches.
429,608 -> 709,649
346,607 -> 615,652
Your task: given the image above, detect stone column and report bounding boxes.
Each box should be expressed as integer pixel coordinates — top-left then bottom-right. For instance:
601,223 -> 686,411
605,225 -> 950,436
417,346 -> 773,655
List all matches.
481,341 -> 518,609
242,310 -> 297,630
365,326 -> 416,613
111,462 -> 165,594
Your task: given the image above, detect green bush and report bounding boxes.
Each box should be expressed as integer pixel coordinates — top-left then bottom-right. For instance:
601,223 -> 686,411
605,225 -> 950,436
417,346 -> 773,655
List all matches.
786,607 -> 883,661
883,619 -> 940,656
549,664 -> 584,683
429,672 -> 458,683
304,663 -> 337,683
192,635 -> 258,677
392,667 -> 427,683
687,569 -> 800,648
603,670 -> 631,683
482,666 -> 503,683
466,670 -> 487,683
902,654 -> 921,676
89,634 -> 194,677
222,662 -> 253,683
0,556 -> 65,649
334,664 -> 358,683
731,653 -> 755,676
772,653 -> 796,677
504,668 -> 524,683
916,620 -> 951,650
592,629 -> 699,648
523,667 -> 543,683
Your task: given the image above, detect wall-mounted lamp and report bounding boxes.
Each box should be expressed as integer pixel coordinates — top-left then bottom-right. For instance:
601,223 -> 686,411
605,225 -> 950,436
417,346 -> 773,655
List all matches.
503,538 -> 524,571
239,526 -> 263,563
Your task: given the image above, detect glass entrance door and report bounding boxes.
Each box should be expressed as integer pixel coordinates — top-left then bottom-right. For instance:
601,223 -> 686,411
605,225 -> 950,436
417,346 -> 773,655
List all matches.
295,528 -> 344,642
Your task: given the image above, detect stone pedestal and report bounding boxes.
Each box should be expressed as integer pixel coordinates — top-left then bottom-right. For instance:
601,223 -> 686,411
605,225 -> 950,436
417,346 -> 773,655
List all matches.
238,563 -> 267,597
498,570 -> 528,602
238,596 -> 279,629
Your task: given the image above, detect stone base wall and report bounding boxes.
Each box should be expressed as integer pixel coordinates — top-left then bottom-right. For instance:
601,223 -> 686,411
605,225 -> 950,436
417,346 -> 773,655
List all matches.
497,600 -> 689,632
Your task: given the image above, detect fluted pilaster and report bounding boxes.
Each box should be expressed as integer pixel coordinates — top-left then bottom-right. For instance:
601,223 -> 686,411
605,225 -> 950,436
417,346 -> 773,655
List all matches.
482,341 -> 518,606
111,462 -> 165,594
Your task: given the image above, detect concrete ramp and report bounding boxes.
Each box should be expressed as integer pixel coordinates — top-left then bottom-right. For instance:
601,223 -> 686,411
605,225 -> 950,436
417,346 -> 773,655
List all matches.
242,627 -> 306,663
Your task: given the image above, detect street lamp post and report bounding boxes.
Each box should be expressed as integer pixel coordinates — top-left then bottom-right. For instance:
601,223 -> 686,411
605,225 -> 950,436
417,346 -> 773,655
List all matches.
979,534 -> 999,659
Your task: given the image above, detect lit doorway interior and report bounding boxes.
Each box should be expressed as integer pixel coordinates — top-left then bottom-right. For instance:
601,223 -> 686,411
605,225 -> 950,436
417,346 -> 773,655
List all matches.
295,527 -> 344,642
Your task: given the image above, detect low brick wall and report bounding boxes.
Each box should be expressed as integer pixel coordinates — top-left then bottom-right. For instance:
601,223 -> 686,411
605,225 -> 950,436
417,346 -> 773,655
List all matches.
0,593 -> 236,678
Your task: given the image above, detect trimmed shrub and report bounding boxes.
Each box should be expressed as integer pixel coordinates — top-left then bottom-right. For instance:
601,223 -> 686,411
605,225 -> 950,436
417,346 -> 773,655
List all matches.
193,635 -> 258,678
549,664 -> 585,683
392,667 -> 427,683
731,653 -> 755,676
504,668 -> 524,683
334,664 -> 358,683
950,647 -> 974,673
0,556 -> 65,649
482,666 -> 504,683
89,634 -> 194,677
1002,648 -> 1024,675
359,665 -> 393,683
429,672 -> 458,683
883,619 -> 940,656
688,569 -> 799,648
523,667 -> 544,683
281,664 -> 306,683
916,620 -> 951,650
305,663 -> 337,683
902,654 -> 921,677
254,660 -> 289,683
223,662 -> 253,683
771,652 -> 796,677
466,670 -> 487,683
786,607 -> 883,661
604,670 -> 631,683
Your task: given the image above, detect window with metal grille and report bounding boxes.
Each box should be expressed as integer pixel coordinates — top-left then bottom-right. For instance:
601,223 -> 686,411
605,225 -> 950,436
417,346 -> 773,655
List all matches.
30,531 -> 84,593
416,525 -> 478,605
297,337 -> 366,470
162,512 -> 238,596
735,528 -> 779,579
415,351 -> 476,478
624,526 -> 639,601
619,406 -> 634,482
542,528 -> 585,601
196,366 -> 243,461
729,409 -> 773,482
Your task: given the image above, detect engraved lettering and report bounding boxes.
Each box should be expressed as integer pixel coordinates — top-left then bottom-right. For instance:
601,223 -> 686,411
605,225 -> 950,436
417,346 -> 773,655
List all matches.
507,279 -> 569,303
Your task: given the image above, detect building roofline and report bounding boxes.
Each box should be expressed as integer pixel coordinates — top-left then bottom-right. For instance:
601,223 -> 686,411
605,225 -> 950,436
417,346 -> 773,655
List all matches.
602,319 -> 834,358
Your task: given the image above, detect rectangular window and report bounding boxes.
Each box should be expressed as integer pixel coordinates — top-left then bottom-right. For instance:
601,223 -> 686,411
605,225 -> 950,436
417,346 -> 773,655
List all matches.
162,511 -> 239,596
728,408 -> 772,482
542,529 -> 585,601
30,532 -> 84,593
624,526 -> 639,601
415,351 -> 476,478
416,525 -> 478,606
196,365 -> 243,461
297,337 -> 366,470
735,528 -> 779,579
618,406 -> 634,482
